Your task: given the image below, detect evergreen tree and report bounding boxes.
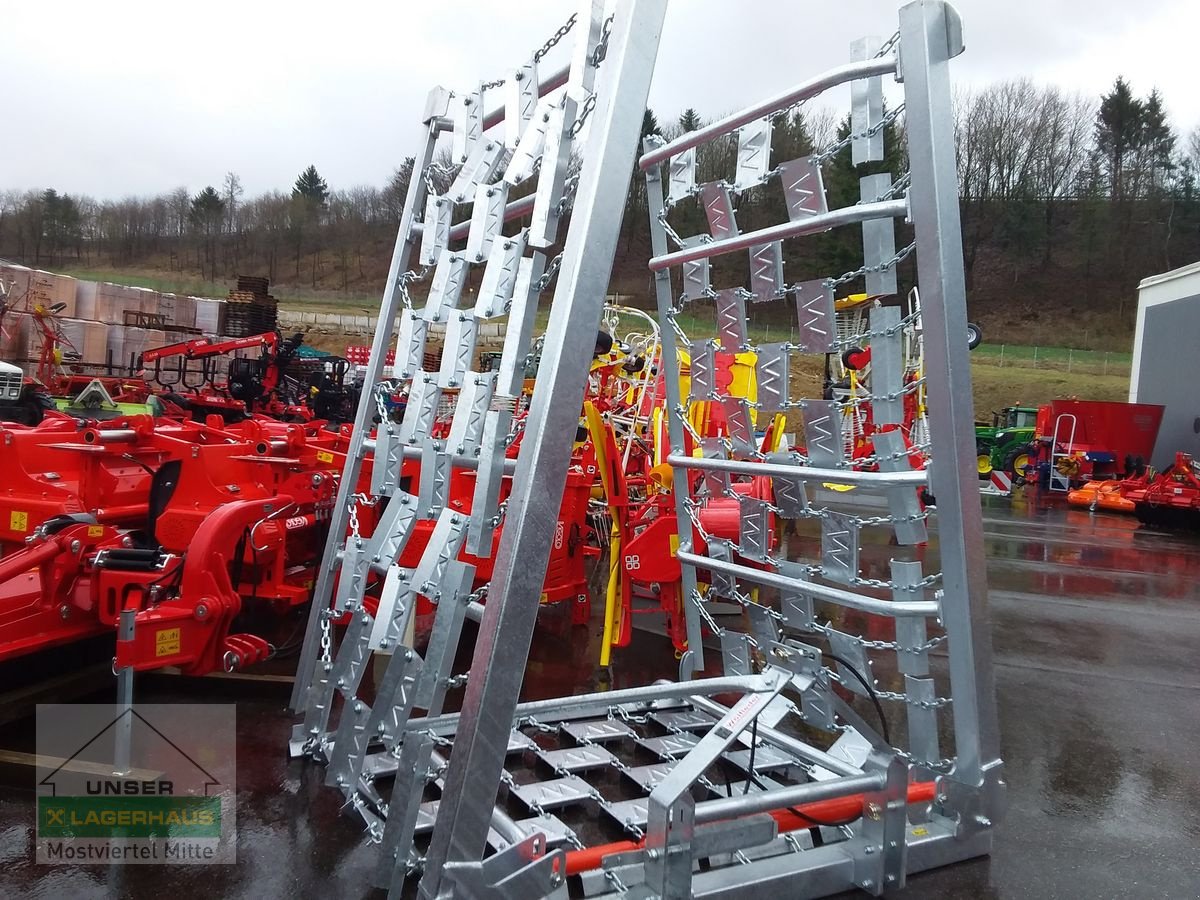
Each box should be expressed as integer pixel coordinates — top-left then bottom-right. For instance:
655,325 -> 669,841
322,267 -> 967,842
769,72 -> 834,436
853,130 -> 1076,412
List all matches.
293,165 -> 329,206
641,109 -> 660,140
189,186 -> 225,279
678,108 -> 701,133
1094,77 -> 1143,200
1140,89 -> 1176,194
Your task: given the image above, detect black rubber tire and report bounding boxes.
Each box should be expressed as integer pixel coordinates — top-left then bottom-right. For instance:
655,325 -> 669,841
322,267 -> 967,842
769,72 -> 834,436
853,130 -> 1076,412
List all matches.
966,322 -> 983,350
1003,443 -> 1037,484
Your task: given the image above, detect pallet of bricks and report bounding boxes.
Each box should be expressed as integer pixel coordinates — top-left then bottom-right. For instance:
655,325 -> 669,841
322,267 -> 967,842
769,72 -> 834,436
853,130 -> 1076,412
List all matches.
224,276 -> 278,337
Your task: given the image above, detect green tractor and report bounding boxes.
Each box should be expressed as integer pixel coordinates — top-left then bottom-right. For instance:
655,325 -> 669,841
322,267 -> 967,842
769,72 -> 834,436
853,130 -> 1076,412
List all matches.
975,406 -> 1039,481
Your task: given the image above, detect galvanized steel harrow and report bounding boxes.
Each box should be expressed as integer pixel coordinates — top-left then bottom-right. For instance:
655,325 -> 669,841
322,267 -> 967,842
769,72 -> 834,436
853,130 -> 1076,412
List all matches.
289,2 -> 1004,898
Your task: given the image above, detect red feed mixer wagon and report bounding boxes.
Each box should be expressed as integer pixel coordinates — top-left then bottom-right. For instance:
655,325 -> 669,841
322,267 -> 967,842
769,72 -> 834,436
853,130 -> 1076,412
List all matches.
1030,399 -> 1164,488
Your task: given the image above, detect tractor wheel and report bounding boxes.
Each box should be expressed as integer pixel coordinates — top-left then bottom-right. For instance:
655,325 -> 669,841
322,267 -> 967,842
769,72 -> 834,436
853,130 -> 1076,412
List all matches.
1004,443 -> 1037,484
976,441 -> 993,479
966,322 -> 983,350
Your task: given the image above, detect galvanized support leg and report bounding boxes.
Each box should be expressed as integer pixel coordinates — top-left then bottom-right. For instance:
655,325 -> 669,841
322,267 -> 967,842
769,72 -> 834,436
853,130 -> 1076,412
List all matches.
418,3 -> 668,895
644,147 -> 705,671
898,0 -> 1003,795
113,608 -> 135,776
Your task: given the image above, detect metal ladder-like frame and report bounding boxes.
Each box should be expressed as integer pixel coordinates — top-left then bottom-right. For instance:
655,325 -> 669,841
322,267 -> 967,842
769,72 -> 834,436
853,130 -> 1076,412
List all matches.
288,3 -> 1004,899
287,1 -> 670,897
1049,413 -> 1078,492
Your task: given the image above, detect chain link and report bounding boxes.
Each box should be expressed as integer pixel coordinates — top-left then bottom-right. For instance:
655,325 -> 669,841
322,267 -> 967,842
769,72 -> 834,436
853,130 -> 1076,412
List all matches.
824,240 -> 917,290
689,589 -> 727,637
319,609 -> 333,665
394,266 -> 431,309
896,749 -> 957,773
872,171 -> 912,203
534,11 -> 578,62
657,209 -> 690,250
535,252 -> 565,293
568,93 -> 598,138
422,163 -> 457,195
812,103 -> 906,165
875,30 -> 901,58
590,14 -> 615,66
480,77 -> 506,92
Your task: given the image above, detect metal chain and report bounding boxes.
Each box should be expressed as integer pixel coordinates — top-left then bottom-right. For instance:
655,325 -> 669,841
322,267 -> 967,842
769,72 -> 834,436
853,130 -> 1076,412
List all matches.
535,253 -> 565,293
871,171 -> 912,203
876,31 -> 901,58
590,14 -> 615,66
319,610 -> 333,664
568,93 -> 598,138
874,689 -> 954,709
896,749 -> 956,773
480,77 -> 506,92
812,103 -> 906,165
823,240 -> 917,289
657,209 -> 690,250
534,12 -> 578,62
690,589 -> 727,637
423,163 -> 457,195
604,867 -> 631,894
394,266 -> 430,309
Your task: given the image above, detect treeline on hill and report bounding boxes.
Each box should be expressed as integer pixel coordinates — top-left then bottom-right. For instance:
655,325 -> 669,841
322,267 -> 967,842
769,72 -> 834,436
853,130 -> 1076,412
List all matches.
1,77 -> 1199,349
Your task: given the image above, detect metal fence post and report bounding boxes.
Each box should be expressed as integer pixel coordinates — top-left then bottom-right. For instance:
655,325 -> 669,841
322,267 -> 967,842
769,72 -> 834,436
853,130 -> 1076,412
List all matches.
999,344 -> 1004,367
1068,348 -> 1073,373
113,608 -> 135,776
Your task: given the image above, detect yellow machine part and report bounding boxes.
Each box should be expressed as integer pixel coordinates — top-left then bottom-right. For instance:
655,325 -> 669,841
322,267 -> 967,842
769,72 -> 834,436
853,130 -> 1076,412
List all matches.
679,346 -> 761,434
584,401 -> 623,668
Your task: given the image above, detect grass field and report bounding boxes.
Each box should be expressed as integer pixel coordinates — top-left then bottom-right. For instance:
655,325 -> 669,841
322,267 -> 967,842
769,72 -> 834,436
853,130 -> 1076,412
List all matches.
54,265 -> 1132,415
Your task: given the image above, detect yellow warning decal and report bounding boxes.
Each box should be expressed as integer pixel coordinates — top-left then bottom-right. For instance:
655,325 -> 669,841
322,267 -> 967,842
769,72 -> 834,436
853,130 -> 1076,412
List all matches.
87,525 -> 105,538
316,450 -> 335,464
9,511 -> 28,532
911,826 -> 929,837
155,628 -> 181,657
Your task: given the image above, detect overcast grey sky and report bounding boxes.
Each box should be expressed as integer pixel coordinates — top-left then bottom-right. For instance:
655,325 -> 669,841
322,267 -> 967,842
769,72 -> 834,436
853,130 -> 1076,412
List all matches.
5,0 -> 1199,199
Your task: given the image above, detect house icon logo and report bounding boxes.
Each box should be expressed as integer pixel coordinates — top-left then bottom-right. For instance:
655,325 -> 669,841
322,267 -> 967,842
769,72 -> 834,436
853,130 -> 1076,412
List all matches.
35,703 -> 236,865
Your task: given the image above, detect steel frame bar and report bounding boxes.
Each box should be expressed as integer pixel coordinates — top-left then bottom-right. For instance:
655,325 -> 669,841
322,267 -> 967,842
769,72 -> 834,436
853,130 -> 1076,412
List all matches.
406,673 -> 771,736
898,0 -> 1002,789
694,772 -> 885,825
686,695 -> 863,778
676,549 -> 938,617
638,56 -> 898,171
481,64 -> 570,131
648,198 -> 907,271
418,4 -> 668,895
447,193 -> 536,243
666,453 -> 927,486
645,143 -> 706,668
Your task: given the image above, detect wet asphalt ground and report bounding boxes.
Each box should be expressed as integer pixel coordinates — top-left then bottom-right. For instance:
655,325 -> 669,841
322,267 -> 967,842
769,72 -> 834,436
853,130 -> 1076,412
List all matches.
0,491 -> 1198,898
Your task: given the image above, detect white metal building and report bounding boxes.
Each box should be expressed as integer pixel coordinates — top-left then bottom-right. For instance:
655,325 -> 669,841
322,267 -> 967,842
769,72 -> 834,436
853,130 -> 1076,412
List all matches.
1129,260 -> 1200,467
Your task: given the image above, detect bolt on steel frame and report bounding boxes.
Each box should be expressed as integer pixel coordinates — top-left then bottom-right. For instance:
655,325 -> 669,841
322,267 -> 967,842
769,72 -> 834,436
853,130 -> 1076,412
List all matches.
289,2 -> 1004,898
